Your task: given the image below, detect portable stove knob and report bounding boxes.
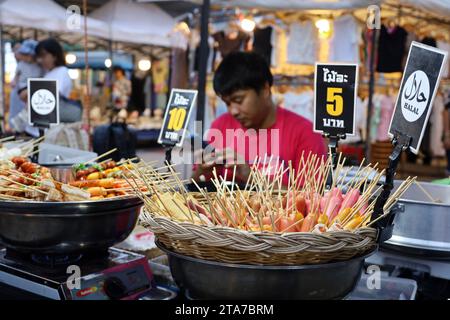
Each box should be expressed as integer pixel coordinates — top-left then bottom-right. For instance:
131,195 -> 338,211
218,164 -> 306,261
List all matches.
104,277 -> 127,300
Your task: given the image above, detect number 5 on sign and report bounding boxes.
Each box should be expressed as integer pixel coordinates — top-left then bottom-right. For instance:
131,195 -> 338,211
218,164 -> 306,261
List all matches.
167,108 -> 187,131
326,87 -> 343,116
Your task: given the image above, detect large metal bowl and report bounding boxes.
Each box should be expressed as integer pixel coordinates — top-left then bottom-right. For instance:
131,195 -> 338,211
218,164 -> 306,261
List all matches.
384,181 -> 450,257
0,197 -> 143,254
157,241 -> 376,300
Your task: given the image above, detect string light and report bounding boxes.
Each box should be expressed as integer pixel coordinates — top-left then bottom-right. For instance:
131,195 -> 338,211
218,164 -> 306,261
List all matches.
104,58 -> 112,68
138,59 -> 151,71
315,19 -> 331,38
241,18 -> 256,32
65,53 -> 77,64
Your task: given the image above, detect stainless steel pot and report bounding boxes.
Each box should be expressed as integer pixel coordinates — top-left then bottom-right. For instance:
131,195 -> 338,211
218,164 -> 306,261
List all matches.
0,197 -> 143,254
157,241 -> 376,300
384,181 -> 450,256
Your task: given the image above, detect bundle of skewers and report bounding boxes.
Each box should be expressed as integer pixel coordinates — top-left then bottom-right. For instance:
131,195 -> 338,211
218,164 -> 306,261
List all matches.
69,150 -> 154,200
0,148 -> 149,202
0,156 -> 91,202
132,152 -> 415,265
0,136 -> 45,161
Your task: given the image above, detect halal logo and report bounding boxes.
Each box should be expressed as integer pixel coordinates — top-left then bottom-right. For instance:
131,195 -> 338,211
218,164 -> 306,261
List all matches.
401,70 -> 430,122
31,89 -> 56,115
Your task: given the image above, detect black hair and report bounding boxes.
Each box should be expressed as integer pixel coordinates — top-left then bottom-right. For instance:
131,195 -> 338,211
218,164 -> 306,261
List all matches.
113,66 -> 125,75
35,38 -> 66,67
213,51 -> 273,97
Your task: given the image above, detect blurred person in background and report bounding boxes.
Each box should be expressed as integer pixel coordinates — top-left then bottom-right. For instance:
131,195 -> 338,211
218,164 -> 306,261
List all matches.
9,40 -> 43,132
112,66 -> 132,111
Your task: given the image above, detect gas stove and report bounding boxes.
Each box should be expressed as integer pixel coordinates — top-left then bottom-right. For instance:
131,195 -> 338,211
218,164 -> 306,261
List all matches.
0,247 -> 173,300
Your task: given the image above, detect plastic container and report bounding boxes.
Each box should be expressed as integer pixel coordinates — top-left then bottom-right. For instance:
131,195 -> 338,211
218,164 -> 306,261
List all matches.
38,143 -> 97,165
348,273 -> 417,300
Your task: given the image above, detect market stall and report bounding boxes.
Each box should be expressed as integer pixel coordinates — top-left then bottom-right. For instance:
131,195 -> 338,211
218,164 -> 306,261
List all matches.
0,0 -> 449,302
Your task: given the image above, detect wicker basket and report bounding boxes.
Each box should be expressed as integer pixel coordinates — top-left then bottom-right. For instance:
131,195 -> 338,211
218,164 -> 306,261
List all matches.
140,212 -> 378,266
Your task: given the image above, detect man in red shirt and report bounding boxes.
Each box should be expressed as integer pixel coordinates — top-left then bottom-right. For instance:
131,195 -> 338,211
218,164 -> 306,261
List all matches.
192,52 -> 326,185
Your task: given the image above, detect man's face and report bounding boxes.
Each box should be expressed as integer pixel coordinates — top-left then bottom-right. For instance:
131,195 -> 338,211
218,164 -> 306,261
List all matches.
221,87 -> 269,129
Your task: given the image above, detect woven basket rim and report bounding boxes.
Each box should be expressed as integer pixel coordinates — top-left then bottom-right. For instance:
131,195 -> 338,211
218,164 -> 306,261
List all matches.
156,239 -> 378,268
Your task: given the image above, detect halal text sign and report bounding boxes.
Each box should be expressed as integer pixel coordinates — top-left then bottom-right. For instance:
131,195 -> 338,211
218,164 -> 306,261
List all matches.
158,89 -> 198,147
314,63 -> 358,136
389,41 -> 448,153
28,79 -> 59,126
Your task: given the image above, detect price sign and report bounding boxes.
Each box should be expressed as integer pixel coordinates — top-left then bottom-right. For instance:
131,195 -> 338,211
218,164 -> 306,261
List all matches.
314,63 -> 358,136
388,41 -> 448,154
158,89 -> 197,147
28,79 -> 59,126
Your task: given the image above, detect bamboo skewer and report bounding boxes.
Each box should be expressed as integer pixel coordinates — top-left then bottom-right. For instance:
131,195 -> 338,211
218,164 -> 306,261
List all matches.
83,148 -> 118,165
0,136 -> 16,143
414,180 -> 440,203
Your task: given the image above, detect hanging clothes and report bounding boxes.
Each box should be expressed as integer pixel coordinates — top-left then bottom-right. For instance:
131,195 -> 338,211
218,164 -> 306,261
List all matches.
212,30 -> 250,57
421,36 -> 437,48
377,94 -> 395,141
437,41 -> 450,78
271,26 -> 287,67
345,97 -> 367,143
376,25 -> 407,73
363,29 -> 378,72
286,21 -> 318,65
329,15 -> 361,63
282,90 -> 314,122
252,26 -> 273,65
129,72 -> 146,114
369,94 -> 382,142
402,31 -> 418,68
171,48 -> 189,89
430,94 -> 446,157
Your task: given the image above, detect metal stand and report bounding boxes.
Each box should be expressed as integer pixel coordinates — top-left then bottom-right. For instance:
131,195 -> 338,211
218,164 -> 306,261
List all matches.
324,133 -> 347,169
164,145 -> 174,169
31,124 -> 48,163
323,133 -> 346,188
371,130 -> 411,244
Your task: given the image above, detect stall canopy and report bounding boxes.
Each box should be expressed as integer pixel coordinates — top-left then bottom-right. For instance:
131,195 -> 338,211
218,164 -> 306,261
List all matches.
0,0 -> 107,39
89,0 -> 187,49
208,0 -> 382,10
205,0 -> 450,20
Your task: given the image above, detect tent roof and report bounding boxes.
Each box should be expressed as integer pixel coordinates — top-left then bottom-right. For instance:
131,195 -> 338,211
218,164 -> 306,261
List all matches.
208,0 -> 450,22
89,0 -> 187,49
0,0 -> 108,39
209,0 -> 382,11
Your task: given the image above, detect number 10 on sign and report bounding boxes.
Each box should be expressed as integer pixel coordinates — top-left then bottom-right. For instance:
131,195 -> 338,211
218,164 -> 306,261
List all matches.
167,107 -> 187,131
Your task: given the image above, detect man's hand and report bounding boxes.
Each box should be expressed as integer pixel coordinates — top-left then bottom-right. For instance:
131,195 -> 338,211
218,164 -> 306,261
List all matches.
209,148 -> 251,183
192,148 -> 251,184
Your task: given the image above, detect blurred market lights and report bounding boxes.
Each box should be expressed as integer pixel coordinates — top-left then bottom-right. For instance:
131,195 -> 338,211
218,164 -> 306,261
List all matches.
315,19 -> 331,39
65,53 -> 77,65
138,59 -> 152,71
240,18 -> 256,32
104,58 -> 112,68
68,69 -> 80,80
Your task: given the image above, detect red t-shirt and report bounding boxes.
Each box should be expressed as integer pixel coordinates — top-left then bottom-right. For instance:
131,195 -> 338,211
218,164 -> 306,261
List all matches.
202,106 -> 327,185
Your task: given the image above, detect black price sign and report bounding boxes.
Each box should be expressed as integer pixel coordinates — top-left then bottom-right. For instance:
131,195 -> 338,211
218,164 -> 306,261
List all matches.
314,63 -> 358,136
158,89 -> 197,147
27,79 -> 59,127
389,42 -> 448,154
